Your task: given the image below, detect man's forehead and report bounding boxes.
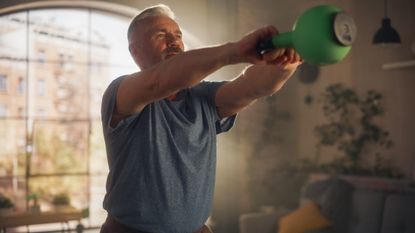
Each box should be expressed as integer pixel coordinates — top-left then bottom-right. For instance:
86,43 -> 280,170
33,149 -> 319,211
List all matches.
139,16 -> 181,32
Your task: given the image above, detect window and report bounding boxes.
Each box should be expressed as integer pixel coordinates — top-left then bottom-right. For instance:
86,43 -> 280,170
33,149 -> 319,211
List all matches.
0,3 -> 200,231
37,107 -> 45,117
17,106 -> 24,116
0,74 -> 7,92
0,6 -> 137,231
37,79 -> 45,96
37,49 -> 45,63
0,103 -> 7,116
58,52 -> 65,67
17,77 -> 25,94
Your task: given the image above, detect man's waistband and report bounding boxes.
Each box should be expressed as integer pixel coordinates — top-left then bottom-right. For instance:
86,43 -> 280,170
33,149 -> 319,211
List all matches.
101,215 -> 150,233
101,215 -> 211,233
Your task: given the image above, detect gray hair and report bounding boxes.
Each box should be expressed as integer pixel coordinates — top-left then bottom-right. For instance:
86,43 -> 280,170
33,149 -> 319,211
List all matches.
127,4 -> 176,43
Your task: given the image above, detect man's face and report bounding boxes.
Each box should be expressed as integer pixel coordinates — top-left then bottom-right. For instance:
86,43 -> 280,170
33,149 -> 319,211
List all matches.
132,16 -> 184,69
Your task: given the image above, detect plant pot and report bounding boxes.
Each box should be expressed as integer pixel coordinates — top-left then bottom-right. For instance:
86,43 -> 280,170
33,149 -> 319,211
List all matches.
53,205 -> 73,212
30,204 -> 41,213
0,207 -> 14,215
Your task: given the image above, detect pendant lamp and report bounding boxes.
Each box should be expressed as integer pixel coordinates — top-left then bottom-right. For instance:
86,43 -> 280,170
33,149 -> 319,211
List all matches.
373,0 -> 401,45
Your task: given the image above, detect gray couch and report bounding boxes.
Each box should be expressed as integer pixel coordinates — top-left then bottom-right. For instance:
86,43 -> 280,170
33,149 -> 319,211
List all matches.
239,175 -> 415,233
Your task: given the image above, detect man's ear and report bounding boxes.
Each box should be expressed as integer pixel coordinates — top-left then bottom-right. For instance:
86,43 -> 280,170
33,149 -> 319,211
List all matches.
129,44 -> 141,66
129,44 -> 137,58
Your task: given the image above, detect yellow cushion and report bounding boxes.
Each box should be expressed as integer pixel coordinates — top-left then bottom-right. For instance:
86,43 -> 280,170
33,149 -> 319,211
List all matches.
278,201 -> 332,233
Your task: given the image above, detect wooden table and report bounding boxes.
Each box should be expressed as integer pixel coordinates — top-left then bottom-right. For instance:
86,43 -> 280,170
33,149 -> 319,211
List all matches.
0,209 -> 83,233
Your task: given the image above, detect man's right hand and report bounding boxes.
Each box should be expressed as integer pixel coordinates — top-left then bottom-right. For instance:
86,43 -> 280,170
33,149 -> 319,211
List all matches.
233,26 -> 285,65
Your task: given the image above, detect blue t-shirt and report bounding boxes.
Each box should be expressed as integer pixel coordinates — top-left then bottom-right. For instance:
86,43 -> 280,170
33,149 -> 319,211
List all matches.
101,76 -> 236,233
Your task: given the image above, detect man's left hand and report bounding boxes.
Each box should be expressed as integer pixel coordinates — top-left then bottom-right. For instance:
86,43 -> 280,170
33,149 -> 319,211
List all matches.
262,47 -> 303,70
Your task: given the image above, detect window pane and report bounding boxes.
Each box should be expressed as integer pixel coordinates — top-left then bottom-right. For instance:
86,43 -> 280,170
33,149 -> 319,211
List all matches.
0,119 -> 26,177
90,121 -> 108,174
0,178 -> 26,211
0,59 -> 27,178
90,10 -> 136,69
89,175 -> 107,226
0,62 -> 27,117
0,14 -> 28,117
0,12 -> 28,214
0,74 -> 7,92
28,176 -> 88,211
0,7 -> 139,229
28,10 -> 89,120
0,12 -> 28,61
88,10 -> 132,176
27,61 -> 89,120
31,121 -> 89,174
29,9 -> 88,64
28,54 -> 89,120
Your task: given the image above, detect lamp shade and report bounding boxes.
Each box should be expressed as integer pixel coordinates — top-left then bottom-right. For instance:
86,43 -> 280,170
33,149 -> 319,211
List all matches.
373,17 -> 401,44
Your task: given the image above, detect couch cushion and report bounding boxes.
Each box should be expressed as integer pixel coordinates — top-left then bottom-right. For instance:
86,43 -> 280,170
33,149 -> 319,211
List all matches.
348,189 -> 385,233
278,201 -> 332,233
380,194 -> 415,233
301,176 -> 354,233
239,211 -> 279,233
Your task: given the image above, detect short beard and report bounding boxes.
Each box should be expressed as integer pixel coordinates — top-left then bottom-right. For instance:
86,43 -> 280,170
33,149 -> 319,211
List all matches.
161,47 -> 183,60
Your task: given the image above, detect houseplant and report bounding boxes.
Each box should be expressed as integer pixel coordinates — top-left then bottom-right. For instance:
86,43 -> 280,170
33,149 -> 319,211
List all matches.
52,193 -> 71,211
313,83 -> 401,178
27,193 -> 41,213
0,193 -> 14,214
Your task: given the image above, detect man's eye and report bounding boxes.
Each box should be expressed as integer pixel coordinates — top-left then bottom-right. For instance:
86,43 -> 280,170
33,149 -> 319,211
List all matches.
155,33 -> 165,39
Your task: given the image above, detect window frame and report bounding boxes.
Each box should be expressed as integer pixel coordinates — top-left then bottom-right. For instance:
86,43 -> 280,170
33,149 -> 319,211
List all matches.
0,2 -> 138,230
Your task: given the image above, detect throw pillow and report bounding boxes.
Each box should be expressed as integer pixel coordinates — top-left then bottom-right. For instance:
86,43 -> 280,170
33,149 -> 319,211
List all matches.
278,201 -> 332,233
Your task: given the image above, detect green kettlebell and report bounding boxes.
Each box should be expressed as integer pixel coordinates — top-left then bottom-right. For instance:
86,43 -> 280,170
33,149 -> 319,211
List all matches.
257,5 -> 357,65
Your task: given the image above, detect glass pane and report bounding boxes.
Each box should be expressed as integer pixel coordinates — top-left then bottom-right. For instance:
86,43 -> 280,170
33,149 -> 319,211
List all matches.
90,64 -> 136,121
88,10 -> 134,179
29,9 -> 88,64
0,59 -> 27,178
28,10 -> 89,120
89,60 -> 111,120
90,10 -> 136,69
0,119 -> 26,177
28,176 -> 88,211
89,11 -> 137,120
31,121 -> 89,174
0,12 -> 28,60
28,60 -> 89,120
0,177 -> 26,211
90,121 -> 108,174
89,175 -> 107,226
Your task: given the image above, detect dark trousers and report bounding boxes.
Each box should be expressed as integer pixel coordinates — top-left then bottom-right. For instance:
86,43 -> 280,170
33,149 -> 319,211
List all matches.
100,215 -> 149,233
100,215 -> 213,233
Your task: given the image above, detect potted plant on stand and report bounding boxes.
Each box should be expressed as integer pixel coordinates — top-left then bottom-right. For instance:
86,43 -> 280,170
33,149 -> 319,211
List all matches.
52,193 -> 72,212
312,83 -> 401,178
27,193 -> 41,213
0,193 -> 14,215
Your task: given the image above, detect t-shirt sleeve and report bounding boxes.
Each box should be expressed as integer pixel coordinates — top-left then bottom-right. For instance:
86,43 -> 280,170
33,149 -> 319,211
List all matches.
193,81 -> 237,134
101,76 -> 124,134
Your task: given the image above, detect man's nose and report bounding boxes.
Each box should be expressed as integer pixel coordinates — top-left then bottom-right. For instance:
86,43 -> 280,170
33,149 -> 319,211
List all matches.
166,33 -> 180,47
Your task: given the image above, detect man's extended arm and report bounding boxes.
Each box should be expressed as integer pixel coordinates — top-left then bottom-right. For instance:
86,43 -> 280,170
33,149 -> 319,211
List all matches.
112,25 -> 295,125
116,44 -> 237,117
215,48 -> 302,118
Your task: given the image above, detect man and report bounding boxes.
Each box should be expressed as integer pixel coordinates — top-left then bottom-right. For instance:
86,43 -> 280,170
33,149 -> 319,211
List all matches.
100,4 -> 302,233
